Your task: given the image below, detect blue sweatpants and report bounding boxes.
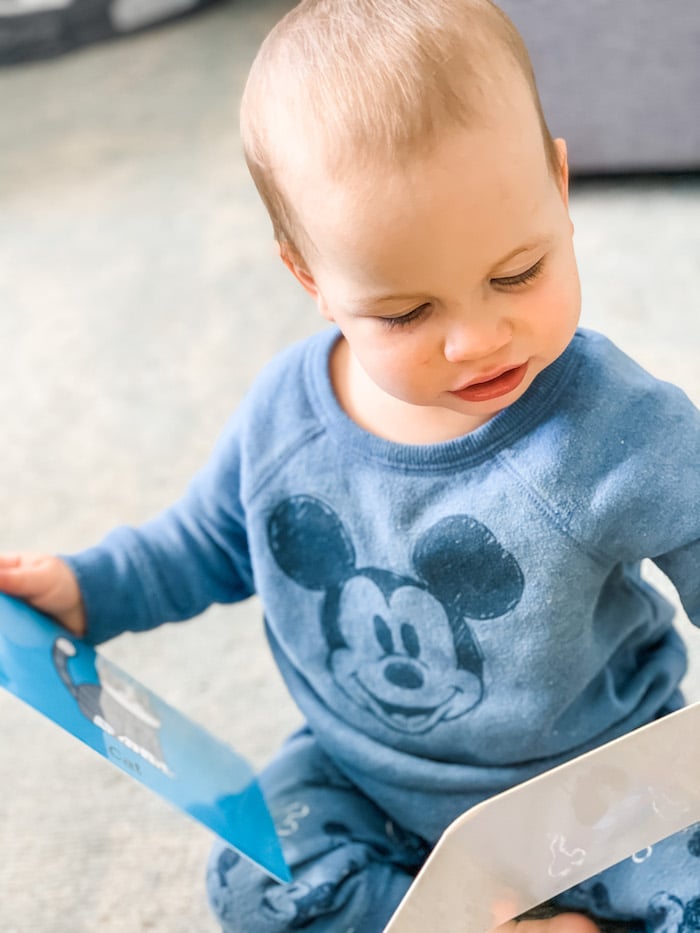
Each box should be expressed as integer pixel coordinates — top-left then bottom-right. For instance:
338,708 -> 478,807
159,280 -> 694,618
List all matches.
206,729 -> 700,932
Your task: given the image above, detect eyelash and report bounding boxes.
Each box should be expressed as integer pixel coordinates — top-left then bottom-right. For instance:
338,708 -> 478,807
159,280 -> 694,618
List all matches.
379,257 -> 546,330
380,304 -> 431,330
493,257 -> 545,289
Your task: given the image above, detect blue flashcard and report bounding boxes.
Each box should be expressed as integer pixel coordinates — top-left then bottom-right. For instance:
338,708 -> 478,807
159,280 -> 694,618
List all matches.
0,594 -> 291,883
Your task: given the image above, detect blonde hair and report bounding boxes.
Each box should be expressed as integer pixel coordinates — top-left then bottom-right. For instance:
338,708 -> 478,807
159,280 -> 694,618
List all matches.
241,0 -> 559,258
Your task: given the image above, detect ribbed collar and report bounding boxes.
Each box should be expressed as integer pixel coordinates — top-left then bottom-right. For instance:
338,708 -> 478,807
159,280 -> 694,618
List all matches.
305,327 -> 583,471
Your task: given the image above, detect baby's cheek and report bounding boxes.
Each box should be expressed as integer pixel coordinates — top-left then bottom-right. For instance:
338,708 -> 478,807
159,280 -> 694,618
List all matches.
536,281 -> 579,344
381,343 -> 434,388
365,351 -> 419,397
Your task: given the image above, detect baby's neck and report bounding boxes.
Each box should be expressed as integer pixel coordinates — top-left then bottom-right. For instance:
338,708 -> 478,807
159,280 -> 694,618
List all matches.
329,338 -> 492,445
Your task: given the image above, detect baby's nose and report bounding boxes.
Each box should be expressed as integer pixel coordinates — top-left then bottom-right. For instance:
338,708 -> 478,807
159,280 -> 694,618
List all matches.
443,316 -> 511,363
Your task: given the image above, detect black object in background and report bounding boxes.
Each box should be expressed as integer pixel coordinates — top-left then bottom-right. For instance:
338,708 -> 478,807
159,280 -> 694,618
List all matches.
0,0 -> 224,65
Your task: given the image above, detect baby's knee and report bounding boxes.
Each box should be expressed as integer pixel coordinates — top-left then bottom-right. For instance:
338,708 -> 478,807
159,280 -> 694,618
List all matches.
206,839 -> 362,933
206,843 -> 246,932
205,837 -> 410,933
207,841 -> 286,933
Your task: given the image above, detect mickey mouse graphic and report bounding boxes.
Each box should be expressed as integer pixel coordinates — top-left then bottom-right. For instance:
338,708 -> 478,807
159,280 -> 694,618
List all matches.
645,892 -> 700,933
268,496 -> 524,734
561,827 -> 700,931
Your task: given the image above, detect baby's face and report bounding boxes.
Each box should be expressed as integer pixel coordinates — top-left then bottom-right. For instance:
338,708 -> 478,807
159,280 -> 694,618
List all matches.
286,80 -> 581,439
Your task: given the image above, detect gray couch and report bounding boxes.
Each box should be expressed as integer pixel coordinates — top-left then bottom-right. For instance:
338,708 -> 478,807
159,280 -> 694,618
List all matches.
3,0 -> 698,173
498,0 -> 700,174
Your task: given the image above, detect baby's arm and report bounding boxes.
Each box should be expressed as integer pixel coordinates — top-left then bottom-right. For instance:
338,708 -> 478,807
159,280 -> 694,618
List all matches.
0,406 -> 256,645
0,552 -> 85,636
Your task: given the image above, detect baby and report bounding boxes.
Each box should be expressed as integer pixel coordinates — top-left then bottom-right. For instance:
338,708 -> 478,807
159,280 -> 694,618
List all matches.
2,1 -> 699,931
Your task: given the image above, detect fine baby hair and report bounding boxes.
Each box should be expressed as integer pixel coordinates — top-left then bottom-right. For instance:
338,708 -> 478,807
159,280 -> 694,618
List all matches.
240,0 -> 561,259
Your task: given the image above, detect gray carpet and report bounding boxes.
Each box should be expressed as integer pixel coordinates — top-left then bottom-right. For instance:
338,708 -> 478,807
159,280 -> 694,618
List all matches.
1,2 -> 698,930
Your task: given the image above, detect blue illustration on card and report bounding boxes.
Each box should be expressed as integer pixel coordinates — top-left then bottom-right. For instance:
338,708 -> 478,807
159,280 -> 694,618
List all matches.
0,593 -> 290,883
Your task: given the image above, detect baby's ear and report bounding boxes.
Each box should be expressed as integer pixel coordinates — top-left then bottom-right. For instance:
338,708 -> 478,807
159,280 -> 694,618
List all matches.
277,242 -> 319,298
277,242 -> 335,322
553,138 -> 570,208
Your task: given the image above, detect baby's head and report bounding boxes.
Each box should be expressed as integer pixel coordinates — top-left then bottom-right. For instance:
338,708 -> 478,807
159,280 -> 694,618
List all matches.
242,0 -> 581,439
242,0 -> 560,258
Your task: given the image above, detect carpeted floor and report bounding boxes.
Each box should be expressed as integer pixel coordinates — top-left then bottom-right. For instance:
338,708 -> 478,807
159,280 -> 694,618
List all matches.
0,2 -> 698,930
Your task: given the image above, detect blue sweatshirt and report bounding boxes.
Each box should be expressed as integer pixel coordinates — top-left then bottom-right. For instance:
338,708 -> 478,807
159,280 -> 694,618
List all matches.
65,328 -> 700,842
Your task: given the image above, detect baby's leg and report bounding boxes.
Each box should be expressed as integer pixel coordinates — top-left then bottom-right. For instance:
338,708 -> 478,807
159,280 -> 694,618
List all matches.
206,728 -> 429,933
552,822 -> 700,930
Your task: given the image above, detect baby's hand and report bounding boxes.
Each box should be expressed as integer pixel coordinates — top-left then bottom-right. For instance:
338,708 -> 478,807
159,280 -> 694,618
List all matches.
491,914 -> 600,932
0,553 -> 85,637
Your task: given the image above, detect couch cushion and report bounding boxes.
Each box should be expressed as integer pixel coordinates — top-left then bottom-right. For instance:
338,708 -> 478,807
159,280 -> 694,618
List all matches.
498,0 -> 700,172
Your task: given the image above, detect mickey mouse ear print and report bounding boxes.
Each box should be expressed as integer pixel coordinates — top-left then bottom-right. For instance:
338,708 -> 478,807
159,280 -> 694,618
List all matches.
268,495 -> 357,591
413,515 -> 524,621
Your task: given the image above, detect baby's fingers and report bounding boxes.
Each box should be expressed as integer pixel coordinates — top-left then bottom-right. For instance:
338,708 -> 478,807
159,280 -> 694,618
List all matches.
0,553 -> 56,598
0,553 -> 85,636
492,914 -> 600,933
0,554 -> 22,569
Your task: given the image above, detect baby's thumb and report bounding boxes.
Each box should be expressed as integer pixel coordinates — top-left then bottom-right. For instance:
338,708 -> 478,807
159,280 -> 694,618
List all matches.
0,552 -> 59,598
0,554 -> 85,636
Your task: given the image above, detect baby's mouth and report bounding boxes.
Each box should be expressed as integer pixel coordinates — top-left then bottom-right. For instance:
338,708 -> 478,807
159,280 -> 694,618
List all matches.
451,363 -> 528,402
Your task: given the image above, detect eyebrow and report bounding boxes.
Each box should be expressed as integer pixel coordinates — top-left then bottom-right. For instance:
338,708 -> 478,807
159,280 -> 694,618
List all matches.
355,235 -> 553,308
365,293 -> 427,306
496,236 -> 553,267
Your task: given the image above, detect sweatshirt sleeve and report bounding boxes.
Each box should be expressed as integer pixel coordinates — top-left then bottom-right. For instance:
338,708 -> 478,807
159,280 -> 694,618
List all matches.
646,385 -> 700,625
654,539 -> 700,627
63,411 -> 255,645
588,377 -> 700,627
